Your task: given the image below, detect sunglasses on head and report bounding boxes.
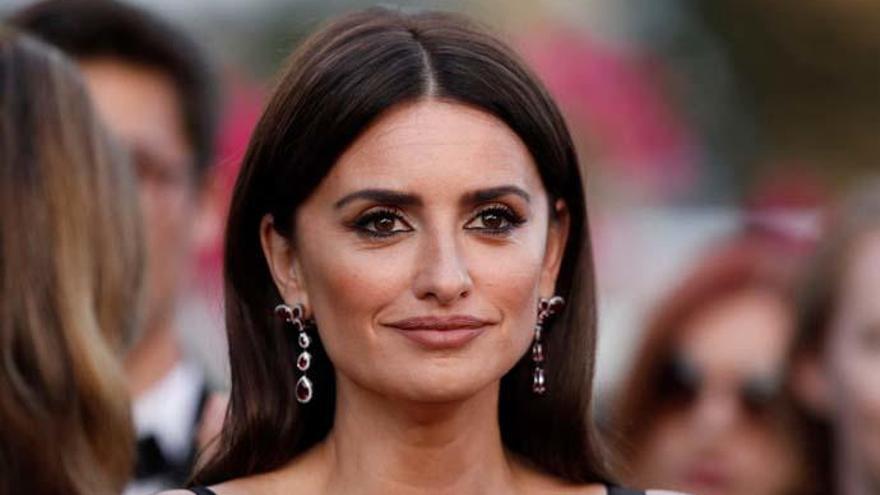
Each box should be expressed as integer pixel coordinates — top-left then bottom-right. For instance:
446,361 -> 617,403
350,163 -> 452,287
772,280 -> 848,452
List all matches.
656,354 -> 784,418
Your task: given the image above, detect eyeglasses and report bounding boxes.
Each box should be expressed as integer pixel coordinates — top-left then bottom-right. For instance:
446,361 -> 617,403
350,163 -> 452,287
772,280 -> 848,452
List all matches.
656,354 -> 785,419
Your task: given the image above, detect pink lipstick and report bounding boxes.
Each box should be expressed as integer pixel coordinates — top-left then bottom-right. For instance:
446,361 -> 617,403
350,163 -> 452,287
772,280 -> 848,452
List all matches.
382,315 -> 492,349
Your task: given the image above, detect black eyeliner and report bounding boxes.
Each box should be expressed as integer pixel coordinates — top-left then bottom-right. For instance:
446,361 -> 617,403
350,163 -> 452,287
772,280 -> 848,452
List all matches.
348,207 -> 412,239
466,204 -> 527,235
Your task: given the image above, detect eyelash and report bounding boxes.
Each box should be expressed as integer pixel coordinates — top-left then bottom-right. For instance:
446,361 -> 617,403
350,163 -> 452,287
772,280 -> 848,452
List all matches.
350,204 -> 526,239
464,204 -> 526,235
351,207 -> 412,238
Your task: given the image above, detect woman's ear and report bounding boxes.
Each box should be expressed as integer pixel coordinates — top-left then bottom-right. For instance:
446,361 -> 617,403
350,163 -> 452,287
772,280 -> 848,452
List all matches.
259,214 -> 309,308
791,352 -> 832,417
539,199 -> 570,298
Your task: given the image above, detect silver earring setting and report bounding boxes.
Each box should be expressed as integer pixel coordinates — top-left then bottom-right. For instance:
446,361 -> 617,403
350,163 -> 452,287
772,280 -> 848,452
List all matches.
275,303 -> 314,404
533,295 -> 564,395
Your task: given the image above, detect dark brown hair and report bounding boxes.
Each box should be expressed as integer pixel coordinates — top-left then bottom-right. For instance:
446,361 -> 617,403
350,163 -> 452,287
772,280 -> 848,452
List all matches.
0,29 -> 143,495
196,7 -> 611,485
10,0 -> 219,178
788,180 -> 880,495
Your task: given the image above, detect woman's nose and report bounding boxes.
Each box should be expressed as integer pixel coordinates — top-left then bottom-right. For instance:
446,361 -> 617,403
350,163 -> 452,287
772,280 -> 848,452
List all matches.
411,232 -> 473,305
690,389 -> 741,437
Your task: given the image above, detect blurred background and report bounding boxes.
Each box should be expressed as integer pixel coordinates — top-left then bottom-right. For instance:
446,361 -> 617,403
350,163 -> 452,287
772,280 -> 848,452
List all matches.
2,0 -> 876,396
0,0 -> 880,414
3,0 -> 875,396
3,1 -> 878,494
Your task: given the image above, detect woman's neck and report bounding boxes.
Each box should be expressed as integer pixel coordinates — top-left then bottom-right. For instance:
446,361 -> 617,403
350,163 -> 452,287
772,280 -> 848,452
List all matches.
309,379 -> 522,495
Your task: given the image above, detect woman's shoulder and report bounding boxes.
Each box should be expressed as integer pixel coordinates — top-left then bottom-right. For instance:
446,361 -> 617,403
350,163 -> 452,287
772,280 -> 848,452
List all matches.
509,459 -> 685,495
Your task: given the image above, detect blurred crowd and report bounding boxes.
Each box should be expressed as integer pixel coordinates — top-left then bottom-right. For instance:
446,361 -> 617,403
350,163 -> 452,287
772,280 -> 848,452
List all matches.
0,1 -> 878,495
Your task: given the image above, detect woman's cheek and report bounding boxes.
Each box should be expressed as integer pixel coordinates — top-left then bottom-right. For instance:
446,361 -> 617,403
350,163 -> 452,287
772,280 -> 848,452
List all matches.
469,241 -> 546,326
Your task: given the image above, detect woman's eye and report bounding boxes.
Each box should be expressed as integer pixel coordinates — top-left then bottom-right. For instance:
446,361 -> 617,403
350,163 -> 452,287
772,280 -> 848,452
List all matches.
353,209 -> 412,237
464,206 -> 524,233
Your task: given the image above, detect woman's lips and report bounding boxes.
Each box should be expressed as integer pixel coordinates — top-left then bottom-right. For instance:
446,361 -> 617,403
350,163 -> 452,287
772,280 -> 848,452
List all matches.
682,462 -> 733,492
382,315 -> 492,349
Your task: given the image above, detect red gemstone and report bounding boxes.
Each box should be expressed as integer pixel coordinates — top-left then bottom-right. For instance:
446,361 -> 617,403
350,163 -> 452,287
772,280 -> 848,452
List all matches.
296,376 -> 313,403
275,304 -> 293,323
297,352 -> 311,371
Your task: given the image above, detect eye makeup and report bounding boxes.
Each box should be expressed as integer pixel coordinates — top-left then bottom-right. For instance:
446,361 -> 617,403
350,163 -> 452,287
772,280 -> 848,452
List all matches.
348,207 -> 413,239
464,203 -> 526,235
338,185 -> 533,242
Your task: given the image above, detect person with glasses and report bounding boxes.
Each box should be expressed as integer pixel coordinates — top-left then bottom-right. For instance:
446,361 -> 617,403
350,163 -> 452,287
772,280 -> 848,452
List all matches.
611,233 -> 809,495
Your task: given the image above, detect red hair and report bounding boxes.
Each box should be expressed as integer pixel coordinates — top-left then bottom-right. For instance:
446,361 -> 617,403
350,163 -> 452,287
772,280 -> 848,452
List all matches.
609,231 -> 802,469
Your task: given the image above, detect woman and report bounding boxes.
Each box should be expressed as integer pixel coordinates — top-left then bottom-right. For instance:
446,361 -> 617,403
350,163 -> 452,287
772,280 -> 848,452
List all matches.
789,181 -> 880,495
611,234 -> 808,495
171,8 -> 664,495
0,30 -> 143,494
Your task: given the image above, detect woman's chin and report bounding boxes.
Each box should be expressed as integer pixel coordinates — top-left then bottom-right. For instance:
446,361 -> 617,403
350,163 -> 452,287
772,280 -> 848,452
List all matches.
383,369 -> 501,405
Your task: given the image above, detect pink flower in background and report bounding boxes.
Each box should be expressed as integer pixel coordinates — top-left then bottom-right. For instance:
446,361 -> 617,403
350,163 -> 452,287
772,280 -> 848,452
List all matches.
521,29 -> 698,199
196,71 -> 264,289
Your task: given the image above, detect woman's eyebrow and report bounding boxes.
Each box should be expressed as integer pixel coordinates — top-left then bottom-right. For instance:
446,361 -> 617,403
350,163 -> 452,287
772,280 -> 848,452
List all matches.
461,185 -> 531,205
334,189 -> 422,209
333,185 -> 530,209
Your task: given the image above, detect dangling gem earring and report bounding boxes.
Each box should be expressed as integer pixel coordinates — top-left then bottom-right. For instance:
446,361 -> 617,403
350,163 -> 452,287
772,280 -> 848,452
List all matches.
533,295 -> 565,395
275,303 -> 314,404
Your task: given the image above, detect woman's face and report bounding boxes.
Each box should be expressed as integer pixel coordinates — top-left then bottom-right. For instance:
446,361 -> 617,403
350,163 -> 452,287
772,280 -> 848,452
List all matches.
823,232 -> 880,480
636,289 -> 801,495
262,100 -> 568,403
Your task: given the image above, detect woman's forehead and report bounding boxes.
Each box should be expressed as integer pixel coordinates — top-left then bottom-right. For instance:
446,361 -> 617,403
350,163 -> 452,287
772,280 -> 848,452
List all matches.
677,291 -> 793,373
318,100 -> 545,196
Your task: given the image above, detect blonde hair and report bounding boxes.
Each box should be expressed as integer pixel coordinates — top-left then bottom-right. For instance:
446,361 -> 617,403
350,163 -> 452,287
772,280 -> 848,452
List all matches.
0,30 -> 143,494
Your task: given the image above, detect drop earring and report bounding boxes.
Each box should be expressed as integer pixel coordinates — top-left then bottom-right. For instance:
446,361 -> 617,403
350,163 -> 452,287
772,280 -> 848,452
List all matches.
275,303 -> 314,404
533,295 -> 565,395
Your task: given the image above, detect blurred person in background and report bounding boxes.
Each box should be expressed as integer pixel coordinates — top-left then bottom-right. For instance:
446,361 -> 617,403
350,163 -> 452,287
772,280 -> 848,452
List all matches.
611,233 -> 809,495
0,28 -> 143,494
9,1 -> 224,492
789,181 -> 880,495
